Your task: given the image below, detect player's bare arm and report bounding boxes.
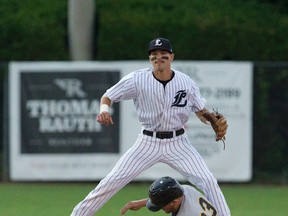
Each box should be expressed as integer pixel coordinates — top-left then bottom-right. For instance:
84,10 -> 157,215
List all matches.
96,96 -> 114,126
120,198 -> 147,215
195,108 -> 211,124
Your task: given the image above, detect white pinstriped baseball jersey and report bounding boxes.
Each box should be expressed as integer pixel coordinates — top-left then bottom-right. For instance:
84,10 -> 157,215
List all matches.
104,67 -> 206,131
177,185 -> 217,216
70,67 -> 231,216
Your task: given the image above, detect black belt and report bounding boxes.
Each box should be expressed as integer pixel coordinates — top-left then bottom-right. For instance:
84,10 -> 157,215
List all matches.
143,128 -> 185,139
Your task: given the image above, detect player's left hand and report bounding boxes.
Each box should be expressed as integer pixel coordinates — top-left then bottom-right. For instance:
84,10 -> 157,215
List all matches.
203,111 -> 228,141
215,115 -> 228,140
203,110 -> 228,150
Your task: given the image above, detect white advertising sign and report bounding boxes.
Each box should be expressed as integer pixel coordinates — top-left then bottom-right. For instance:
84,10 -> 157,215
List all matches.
9,61 -> 252,182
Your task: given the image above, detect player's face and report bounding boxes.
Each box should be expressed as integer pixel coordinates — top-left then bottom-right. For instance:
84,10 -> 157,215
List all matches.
161,199 -> 179,214
149,50 -> 174,72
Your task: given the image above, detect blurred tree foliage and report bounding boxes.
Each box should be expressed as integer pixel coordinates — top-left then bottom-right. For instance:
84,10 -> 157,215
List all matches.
258,0 -> 288,12
0,0 -> 288,61
253,64 -> 288,183
96,0 -> 288,61
0,0 -> 68,61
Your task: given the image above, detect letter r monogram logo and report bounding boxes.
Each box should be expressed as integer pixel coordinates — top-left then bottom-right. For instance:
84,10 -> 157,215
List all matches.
54,79 -> 86,98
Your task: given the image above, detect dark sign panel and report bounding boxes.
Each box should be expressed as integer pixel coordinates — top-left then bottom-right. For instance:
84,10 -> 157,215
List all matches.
20,71 -> 120,154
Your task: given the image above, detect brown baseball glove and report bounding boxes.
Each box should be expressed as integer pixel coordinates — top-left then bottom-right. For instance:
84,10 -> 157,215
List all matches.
203,109 -> 228,149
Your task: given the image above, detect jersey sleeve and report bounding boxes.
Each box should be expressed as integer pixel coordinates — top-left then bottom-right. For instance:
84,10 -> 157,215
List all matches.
189,80 -> 207,112
104,72 -> 137,103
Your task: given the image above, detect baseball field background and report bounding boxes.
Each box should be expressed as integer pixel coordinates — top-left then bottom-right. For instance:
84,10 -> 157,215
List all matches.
1,182 -> 288,216
1,1 -> 288,216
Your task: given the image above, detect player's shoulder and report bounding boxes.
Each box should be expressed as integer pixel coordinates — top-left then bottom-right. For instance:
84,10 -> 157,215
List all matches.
173,69 -> 192,80
122,68 -> 151,80
127,67 -> 152,76
131,68 -> 154,81
182,185 -> 205,197
173,69 -> 197,86
135,67 -> 153,75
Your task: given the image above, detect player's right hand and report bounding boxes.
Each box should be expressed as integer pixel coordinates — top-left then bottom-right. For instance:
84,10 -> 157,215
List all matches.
120,200 -> 146,215
96,111 -> 114,126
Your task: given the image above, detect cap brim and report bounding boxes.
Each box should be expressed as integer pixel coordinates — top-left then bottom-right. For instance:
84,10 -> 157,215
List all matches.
148,48 -> 173,54
146,199 -> 162,212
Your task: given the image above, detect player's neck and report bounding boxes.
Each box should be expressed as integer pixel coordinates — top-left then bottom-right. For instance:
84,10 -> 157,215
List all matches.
171,196 -> 183,216
153,69 -> 173,81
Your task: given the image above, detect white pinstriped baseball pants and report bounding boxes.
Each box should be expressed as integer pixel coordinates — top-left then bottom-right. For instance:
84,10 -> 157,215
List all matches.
70,133 -> 231,216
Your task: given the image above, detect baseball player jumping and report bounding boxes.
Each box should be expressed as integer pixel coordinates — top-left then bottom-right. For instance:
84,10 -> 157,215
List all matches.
70,37 -> 230,216
120,176 -> 218,216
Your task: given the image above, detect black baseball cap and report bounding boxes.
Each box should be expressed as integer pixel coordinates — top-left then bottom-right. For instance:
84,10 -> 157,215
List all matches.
146,176 -> 184,212
148,37 -> 173,54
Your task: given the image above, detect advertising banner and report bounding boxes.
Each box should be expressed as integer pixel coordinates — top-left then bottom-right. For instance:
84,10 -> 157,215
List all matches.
9,61 -> 252,181
21,71 -> 119,154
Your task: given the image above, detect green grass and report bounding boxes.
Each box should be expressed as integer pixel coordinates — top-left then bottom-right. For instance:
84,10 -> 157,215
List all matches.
0,183 -> 288,216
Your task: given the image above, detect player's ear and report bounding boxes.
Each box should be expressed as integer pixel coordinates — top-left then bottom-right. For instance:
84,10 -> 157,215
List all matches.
170,53 -> 175,61
148,55 -> 153,62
